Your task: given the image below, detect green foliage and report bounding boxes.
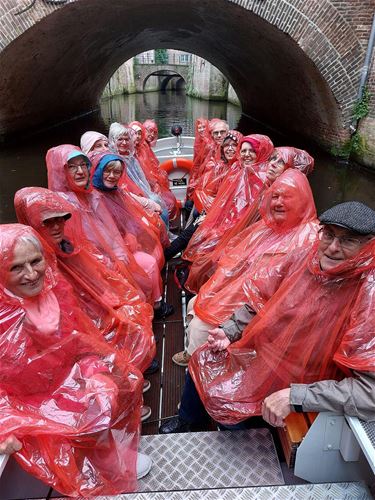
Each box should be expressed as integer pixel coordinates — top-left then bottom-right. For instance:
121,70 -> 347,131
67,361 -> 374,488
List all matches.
155,49 -> 168,65
353,87 -> 371,120
331,133 -> 368,159
331,87 -> 372,159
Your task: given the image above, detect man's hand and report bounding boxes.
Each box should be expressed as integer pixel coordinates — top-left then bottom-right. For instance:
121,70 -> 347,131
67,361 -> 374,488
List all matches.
262,388 -> 292,427
0,436 -> 22,455
207,328 -> 230,352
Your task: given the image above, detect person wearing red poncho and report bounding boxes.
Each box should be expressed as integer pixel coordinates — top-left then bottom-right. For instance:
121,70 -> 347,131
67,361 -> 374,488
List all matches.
0,224 -> 152,496
130,120 -> 179,222
184,146 -> 296,294
160,201 -> 375,433
14,187 -> 155,374
172,169 -> 319,367
187,118 -> 226,201
182,134 -> 274,264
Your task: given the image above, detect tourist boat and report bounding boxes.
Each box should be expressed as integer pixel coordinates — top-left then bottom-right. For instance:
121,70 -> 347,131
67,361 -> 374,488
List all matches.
0,128 -> 374,500
153,127 -> 194,203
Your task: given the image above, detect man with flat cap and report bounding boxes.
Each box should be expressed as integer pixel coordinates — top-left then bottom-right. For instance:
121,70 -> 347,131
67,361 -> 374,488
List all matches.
160,201 -> 375,433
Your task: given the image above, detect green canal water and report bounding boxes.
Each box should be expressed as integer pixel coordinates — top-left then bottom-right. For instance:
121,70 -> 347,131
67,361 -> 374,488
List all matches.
1,90 -> 374,223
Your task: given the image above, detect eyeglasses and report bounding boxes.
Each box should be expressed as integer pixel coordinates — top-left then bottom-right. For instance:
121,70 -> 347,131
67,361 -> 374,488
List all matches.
224,143 -> 236,150
67,162 -> 88,173
319,228 -> 368,251
103,168 -> 123,178
212,130 -> 227,136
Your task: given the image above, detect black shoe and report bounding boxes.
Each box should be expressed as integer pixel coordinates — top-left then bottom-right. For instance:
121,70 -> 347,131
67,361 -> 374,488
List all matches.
144,358 -> 159,375
154,301 -> 174,320
159,416 -> 192,434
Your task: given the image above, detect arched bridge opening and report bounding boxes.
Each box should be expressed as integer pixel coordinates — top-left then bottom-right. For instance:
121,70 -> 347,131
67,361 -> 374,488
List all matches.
0,0 -> 371,151
142,70 -> 186,92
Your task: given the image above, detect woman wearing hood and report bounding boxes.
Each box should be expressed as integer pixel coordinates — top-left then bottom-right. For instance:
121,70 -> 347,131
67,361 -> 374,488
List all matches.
46,144 -> 172,318
0,224 -> 151,496
182,134 -> 273,265
172,169 -> 319,366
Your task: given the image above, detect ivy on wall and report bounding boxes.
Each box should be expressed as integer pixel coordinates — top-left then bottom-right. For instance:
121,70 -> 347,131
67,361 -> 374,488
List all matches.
331,88 -> 371,158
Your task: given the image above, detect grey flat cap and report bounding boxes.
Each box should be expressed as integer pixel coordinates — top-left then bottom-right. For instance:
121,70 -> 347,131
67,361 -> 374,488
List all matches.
319,201 -> 375,235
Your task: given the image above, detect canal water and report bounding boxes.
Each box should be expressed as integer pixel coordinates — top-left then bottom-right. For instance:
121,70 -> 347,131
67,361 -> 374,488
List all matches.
1,90 -> 374,223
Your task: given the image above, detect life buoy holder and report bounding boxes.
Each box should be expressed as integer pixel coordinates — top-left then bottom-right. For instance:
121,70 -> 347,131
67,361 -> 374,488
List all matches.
160,158 -> 193,173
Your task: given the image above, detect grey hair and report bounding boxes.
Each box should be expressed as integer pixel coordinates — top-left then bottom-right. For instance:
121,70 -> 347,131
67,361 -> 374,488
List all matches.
108,123 -> 136,155
16,234 -> 44,254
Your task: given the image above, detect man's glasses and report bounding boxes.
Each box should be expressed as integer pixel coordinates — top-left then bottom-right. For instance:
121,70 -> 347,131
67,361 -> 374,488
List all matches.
319,228 -> 368,251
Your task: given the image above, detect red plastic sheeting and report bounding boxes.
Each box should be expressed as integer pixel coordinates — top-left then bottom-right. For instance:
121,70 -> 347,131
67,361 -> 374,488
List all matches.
46,144 -> 156,303
194,169 -> 318,325
190,235 -> 375,425
90,152 -> 165,270
0,224 -> 143,496
14,187 -> 155,373
183,134 -> 274,265
129,120 -> 179,219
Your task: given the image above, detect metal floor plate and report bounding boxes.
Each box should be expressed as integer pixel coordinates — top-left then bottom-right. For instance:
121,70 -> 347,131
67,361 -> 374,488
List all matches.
136,429 -> 284,492
362,421 -> 375,448
92,482 -> 372,500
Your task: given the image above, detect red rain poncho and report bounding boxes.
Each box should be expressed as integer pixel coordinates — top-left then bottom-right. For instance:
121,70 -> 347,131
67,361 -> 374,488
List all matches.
90,152 -> 165,269
129,121 -> 179,219
190,235 -> 375,425
185,146 -> 297,292
0,224 -> 143,496
193,130 -> 242,213
193,169 -> 319,325
14,187 -> 155,372
46,144 -> 155,303
183,134 -> 274,264
187,118 -> 211,199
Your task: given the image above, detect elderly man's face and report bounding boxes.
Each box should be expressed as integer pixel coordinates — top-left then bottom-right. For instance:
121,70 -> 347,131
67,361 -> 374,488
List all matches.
211,122 -> 228,145
318,224 -> 372,271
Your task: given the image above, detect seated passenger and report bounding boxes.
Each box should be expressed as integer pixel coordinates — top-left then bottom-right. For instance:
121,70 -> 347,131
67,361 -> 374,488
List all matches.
187,118 -> 229,200
193,131 -> 242,213
182,134 -> 274,264
14,186 -> 155,373
172,169 -> 318,366
91,152 -> 165,269
184,146 -> 296,292
46,144 -> 173,318
108,122 -> 170,228
160,201 -> 375,433
0,224 -> 151,496
80,130 -> 109,155
130,120 -> 179,222
163,132 -> 241,261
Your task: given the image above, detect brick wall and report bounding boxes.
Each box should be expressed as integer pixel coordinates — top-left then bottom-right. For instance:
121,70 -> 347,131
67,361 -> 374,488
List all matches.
0,0 -> 373,156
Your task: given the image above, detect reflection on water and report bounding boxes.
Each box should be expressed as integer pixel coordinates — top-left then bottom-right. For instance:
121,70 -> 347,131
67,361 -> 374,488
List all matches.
0,90 -> 374,223
100,91 -> 242,137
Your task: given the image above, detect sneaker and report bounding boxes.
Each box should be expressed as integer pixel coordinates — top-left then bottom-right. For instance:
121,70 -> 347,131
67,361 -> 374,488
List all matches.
144,358 -> 159,375
143,380 -> 151,393
136,452 -> 152,479
159,415 -> 192,434
141,405 -> 152,422
154,300 -> 174,320
172,350 -> 191,367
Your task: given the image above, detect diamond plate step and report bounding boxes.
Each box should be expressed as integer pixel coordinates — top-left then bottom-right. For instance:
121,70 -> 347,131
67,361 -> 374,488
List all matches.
137,429 -> 284,492
92,482 -> 372,499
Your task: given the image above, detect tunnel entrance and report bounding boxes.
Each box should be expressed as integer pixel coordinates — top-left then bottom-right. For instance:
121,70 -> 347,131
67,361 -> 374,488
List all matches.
0,0 -> 363,151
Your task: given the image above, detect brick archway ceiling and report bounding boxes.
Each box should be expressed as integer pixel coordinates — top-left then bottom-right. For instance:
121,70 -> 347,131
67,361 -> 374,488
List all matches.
0,0 -> 365,148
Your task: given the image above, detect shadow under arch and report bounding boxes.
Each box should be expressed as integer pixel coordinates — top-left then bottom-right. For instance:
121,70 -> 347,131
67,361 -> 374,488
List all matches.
0,0 -> 348,150
142,70 -> 185,92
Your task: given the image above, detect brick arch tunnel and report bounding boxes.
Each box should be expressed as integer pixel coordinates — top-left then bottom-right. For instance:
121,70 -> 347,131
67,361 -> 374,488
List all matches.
0,0 -> 364,149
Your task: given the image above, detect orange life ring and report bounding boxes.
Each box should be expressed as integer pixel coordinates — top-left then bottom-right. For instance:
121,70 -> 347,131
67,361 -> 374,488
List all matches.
160,158 -> 193,173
